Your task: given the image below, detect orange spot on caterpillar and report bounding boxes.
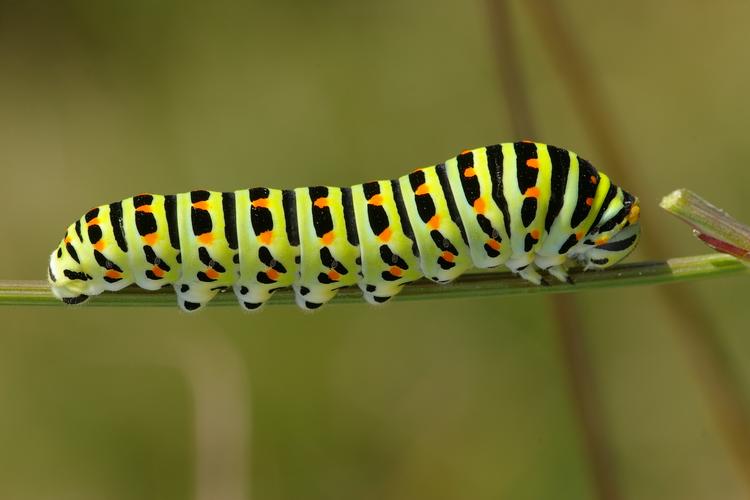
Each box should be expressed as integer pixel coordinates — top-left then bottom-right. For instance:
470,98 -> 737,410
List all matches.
486,239 -> 501,250
590,175 -> 598,184
151,266 -> 165,278
86,218 -> 100,227
251,198 -> 269,208
460,149 -> 471,155
327,269 -> 341,281
192,201 -> 209,210
368,194 -> 384,206
463,167 -> 476,178
93,240 -> 106,251
595,236 -> 610,246
259,230 -> 273,245
143,233 -> 158,245
521,139 -> 534,143
267,268 -> 280,280
378,227 -> 393,242
428,215 -> 440,229
524,187 -> 541,198
415,184 -> 429,196
585,197 -> 594,206
313,197 -> 328,209
105,270 -> 121,279
530,229 -> 540,240
135,205 -> 153,213
575,231 -> 584,241
388,266 -> 403,277
198,233 -> 214,245
63,236 -> 71,244
205,268 -> 220,280
321,231 -> 335,245
627,204 -> 640,224
441,251 -> 455,263
526,159 -> 540,169
473,198 -> 486,214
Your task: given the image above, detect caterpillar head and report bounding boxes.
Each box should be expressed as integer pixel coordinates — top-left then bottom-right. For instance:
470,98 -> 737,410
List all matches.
575,188 -> 641,270
48,229 -> 91,305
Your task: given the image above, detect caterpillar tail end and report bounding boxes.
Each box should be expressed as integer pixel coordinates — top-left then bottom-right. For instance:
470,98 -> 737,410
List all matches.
48,248 -> 91,306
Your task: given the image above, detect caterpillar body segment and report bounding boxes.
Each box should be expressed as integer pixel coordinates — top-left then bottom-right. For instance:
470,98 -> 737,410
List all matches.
232,188 -> 297,310
293,186 -> 360,309
352,180 -> 423,304
48,141 -> 642,311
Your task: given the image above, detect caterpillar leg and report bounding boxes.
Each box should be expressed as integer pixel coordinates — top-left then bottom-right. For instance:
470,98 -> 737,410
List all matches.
293,284 -> 339,310
517,264 -> 549,286
359,283 -> 403,305
233,283 -> 275,311
547,264 -> 574,284
534,254 -> 573,284
506,255 -> 548,286
174,282 -> 220,312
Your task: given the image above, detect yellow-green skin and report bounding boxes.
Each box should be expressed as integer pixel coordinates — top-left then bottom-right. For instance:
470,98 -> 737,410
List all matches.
48,141 -> 641,311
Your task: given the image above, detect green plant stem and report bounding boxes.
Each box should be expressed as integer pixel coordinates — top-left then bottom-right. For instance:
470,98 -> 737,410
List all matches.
661,189 -> 750,259
1,253 -> 744,307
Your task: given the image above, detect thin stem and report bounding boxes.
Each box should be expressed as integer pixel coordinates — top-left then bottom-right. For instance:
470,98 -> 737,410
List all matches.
485,0 -> 536,138
1,254 -> 745,307
553,295 -> 622,500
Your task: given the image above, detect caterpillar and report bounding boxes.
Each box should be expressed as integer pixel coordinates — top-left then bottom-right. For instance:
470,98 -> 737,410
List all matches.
48,141 -> 641,311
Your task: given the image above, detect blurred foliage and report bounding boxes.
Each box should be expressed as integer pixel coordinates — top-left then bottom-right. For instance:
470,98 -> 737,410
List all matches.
1,0 -> 750,499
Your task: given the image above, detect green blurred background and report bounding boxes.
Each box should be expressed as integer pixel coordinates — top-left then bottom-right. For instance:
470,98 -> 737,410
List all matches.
1,1 -> 750,499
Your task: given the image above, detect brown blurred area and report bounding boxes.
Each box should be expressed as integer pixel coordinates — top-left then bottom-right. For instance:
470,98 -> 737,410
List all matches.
1,1 -> 750,499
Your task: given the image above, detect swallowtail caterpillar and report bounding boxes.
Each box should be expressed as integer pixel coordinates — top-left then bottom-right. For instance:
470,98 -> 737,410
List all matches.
49,141 -> 641,311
